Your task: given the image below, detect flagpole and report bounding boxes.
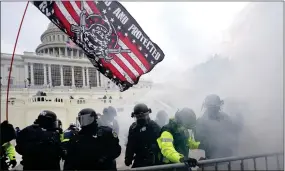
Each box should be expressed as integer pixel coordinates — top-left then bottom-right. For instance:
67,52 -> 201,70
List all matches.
6,1 -> 29,121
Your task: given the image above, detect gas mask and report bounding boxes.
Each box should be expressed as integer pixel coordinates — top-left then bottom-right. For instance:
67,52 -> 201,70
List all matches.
134,112 -> 150,126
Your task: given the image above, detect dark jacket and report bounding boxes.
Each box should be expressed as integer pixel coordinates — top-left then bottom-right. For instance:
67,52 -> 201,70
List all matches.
15,124 -> 62,170
195,111 -> 239,159
1,121 -> 16,170
63,125 -> 121,170
125,120 -> 161,168
98,115 -> 120,135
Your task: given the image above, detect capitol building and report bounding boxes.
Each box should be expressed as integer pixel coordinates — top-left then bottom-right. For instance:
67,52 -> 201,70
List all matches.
0,22 -> 160,129
1,22 -> 152,90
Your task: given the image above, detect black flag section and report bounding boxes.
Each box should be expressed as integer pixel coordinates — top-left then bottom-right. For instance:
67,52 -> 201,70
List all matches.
33,1 -> 165,91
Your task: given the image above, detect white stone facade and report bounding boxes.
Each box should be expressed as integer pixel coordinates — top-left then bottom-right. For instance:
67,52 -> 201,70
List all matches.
1,22 -> 152,91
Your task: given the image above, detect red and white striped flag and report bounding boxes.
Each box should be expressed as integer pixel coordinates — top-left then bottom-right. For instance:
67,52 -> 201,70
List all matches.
33,1 -> 165,91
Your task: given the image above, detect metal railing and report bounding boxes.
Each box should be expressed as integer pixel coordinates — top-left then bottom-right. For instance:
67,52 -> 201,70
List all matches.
127,152 -> 283,171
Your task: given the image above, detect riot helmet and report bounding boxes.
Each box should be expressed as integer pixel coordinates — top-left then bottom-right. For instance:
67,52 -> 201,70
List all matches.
69,122 -> 77,128
103,106 -> 117,121
131,103 -> 151,126
175,108 -> 196,129
203,94 -> 224,114
77,108 -> 98,127
35,110 -> 60,130
156,110 -> 168,127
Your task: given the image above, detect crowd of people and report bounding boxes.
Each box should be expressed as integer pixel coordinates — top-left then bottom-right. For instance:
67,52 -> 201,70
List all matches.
1,94 -> 242,170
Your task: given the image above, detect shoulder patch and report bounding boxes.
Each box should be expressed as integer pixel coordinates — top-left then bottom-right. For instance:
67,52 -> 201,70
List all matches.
112,131 -> 118,138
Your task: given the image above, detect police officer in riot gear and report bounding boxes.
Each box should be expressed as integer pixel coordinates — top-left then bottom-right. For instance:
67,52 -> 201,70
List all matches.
196,94 -> 239,159
16,110 -> 63,170
125,103 -> 161,168
63,108 -> 121,170
1,120 -> 17,170
61,123 -> 80,159
62,123 -> 80,142
157,108 -> 199,167
98,106 -> 119,135
155,110 -> 169,128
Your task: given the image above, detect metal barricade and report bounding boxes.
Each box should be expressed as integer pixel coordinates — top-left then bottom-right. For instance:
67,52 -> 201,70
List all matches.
127,152 -> 283,171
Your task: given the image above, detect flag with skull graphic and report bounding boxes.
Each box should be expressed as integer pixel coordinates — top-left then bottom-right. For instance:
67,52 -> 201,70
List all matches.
33,1 -> 165,91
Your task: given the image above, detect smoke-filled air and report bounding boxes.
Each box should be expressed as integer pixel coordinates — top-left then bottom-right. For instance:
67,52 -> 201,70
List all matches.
1,1 -> 283,171
117,1 -> 283,166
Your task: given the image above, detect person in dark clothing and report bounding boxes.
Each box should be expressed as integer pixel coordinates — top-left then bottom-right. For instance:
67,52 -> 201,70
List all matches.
155,110 -> 169,128
157,108 -> 199,166
15,127 -> 21,137
63,108 -> 121,170
125,103 -> 161,168
98,106 -> 120,135
195,94 -> 240,159
61,123 -> 80,159
1,120 -> 17,170
15,110 -> 63,170
63,123 -> 80,142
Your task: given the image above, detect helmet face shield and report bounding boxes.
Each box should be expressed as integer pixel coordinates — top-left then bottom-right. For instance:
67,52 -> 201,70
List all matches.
76,113 -> 95,127
182,119 -> 196,129
53,120 -> 60,129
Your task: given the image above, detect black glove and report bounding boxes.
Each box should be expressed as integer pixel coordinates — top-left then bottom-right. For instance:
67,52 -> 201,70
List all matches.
8,159 -> 17,168
180,157 -> 198,167
124,158 -> 132,166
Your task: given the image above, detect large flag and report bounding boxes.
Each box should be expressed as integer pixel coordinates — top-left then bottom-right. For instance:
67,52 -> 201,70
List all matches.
33,1 -> 165,91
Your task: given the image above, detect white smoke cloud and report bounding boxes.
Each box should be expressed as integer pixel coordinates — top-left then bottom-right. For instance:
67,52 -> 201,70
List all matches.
140,1 -> 283,159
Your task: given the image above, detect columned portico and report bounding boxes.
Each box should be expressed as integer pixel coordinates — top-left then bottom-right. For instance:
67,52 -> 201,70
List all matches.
82,67 -> 86,87
48,64 -> 52,86
30,63 -> 34,86
86,68 -> 90,88
17,22 -> 106,89
24,64 -> 28,80
43,64 -> 47,85
60,65 -> 64,86
71,66 -> 75,88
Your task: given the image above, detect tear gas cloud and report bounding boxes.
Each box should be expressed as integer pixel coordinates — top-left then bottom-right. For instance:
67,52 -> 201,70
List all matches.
117,2 -> 283,161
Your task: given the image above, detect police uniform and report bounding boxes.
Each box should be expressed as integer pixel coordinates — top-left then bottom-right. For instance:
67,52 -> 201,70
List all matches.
63,126 -> 121,170
15,110 -> 63,170
157,108 -> 200,165
1,120 -> 17,170
125,120 -> 161,168
157,118 -> 200,163
63,108 -> 121,170
125,103 -> 162,168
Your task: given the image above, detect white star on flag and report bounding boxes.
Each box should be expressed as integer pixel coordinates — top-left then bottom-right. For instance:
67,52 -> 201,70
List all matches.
102,9 -> 107,14
151,61 -> 154,64
132,39 -> 136,43
124,33 -> 128,37
108,7 -> 111,11
117,25 -> 121,30
110,18 -> 114,22
138,46 -> 142,51
145,53 -> 148,57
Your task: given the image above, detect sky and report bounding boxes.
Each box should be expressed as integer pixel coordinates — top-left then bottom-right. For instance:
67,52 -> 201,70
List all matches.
1,1 -> 248,82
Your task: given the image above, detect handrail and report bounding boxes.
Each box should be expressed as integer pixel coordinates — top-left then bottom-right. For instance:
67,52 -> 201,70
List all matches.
127,152 -> 283,171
